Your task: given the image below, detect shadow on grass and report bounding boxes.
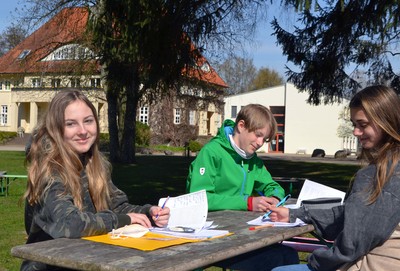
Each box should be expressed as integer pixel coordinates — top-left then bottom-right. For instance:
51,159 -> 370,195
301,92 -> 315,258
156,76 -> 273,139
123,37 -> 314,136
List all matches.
264,159 -> 359,197
112,155 -> 360,205
112,156 -> 196,205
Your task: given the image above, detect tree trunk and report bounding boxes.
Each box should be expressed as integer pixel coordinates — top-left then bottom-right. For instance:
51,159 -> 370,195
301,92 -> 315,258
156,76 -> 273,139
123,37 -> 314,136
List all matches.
120,74 -> 139,164
106,87 -> 122,163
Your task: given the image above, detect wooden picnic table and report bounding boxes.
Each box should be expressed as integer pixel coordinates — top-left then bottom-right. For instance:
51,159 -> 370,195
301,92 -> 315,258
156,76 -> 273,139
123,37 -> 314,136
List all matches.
11,210 -> 314,271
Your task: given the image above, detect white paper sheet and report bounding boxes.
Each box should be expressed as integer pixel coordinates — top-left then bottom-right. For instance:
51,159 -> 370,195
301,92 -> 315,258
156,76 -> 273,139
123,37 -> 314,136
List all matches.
247,216 -> 306,227
295,179 -> 346,207
150,227 -> 229,239
157,189 -> 208,231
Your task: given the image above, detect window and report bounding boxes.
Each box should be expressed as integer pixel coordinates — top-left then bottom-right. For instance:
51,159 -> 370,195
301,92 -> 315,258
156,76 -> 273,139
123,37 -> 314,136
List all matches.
0,105 -> 8,126
139,106 -> 149,125
231,106 -> 237,118
5,81 -> 11,90
189,110 -> 195,125
51,79 -> 61,88
174,108 -> 181,124
32,78 -> 41,88
48,44 -> 95,61
91,78 -> 101,88
70,78 -> 81,88
17,50 -> 31,60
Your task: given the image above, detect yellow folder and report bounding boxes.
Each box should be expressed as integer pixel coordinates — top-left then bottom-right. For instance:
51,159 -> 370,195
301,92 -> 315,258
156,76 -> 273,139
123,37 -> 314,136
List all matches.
82,232 -> 202,251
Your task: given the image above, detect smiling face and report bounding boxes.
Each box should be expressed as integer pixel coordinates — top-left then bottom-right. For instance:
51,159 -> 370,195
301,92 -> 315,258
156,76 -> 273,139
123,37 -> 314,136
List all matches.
351,107 -> 383,150
234,120 -> 270,155
63,100 -> 97,154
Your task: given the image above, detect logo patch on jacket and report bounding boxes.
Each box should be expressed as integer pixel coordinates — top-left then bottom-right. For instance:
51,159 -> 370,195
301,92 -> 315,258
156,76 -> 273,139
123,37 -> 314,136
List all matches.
199,167 -> 205,175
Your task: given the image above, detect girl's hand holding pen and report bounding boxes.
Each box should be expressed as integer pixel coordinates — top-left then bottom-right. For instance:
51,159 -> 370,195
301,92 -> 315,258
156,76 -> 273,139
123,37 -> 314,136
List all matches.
150,206 -> 170,227
268,205 -> 290,222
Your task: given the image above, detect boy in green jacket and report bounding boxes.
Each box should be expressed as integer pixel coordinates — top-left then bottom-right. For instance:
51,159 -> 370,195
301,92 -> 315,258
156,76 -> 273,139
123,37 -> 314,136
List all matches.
186,104 -> 298,270
187,104 -> 285,211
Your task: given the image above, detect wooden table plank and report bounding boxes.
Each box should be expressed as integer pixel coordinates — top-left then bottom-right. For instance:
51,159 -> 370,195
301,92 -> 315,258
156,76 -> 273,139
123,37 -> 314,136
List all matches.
11,210 -> 314,271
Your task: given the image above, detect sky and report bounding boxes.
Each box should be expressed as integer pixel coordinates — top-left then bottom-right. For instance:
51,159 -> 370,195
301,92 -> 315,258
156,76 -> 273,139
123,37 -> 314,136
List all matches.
0,1 -> 291,78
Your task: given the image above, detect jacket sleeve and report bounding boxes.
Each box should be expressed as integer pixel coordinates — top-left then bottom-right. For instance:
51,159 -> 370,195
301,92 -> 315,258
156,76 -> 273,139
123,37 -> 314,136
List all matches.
35,180 -> 120,238
35,180 -> 153,239
186,146 -> 249,210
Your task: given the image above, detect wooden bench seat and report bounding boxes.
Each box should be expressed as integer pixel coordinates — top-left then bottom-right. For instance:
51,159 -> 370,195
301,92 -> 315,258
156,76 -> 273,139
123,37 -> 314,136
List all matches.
283,236 -> 333,253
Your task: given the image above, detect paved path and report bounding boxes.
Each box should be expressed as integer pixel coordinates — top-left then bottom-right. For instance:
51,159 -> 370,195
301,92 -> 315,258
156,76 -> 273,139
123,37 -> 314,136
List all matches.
0,134 -> 30,152
259,153 -> 360,165
0,140 -> 360,166
0,144 -> 26,151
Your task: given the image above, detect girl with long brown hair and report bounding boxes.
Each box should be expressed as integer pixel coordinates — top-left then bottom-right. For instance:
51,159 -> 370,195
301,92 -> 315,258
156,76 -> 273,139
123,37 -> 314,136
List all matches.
22,90 -> 169,271
271,85 -> 400,271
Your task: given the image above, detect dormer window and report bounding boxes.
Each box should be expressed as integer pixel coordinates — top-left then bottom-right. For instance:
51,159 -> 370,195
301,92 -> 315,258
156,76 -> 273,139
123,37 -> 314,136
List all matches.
42,44 -> 94,61
200,62 -> 211,73
17,50 -> 31,60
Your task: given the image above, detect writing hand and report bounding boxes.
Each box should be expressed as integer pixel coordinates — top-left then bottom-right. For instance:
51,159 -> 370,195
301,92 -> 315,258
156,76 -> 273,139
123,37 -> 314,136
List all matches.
150,206 -> 170,227
268,205 -> 290,222
252,196 -> 280,212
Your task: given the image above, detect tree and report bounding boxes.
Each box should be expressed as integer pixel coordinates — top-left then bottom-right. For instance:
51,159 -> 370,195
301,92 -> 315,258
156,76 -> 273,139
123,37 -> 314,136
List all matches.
250,67 -> 284,90
271,0 -> 400,105
214,55 -> 257,94
20,0 -> 270,163
0,24 -> 28,56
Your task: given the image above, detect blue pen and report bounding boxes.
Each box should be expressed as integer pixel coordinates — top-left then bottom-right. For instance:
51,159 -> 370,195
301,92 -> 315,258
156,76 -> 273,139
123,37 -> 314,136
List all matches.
256,190 -> 265,197
156,196 -> 170,220
262,194 -> 291,221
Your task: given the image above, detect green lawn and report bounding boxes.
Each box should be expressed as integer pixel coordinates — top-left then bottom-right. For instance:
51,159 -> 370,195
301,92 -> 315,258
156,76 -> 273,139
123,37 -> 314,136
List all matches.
0,151 -> 360,270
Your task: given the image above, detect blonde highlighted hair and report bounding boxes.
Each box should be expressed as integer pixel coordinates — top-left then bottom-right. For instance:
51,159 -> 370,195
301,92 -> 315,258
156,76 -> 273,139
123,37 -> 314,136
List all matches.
25,90 -> 111,211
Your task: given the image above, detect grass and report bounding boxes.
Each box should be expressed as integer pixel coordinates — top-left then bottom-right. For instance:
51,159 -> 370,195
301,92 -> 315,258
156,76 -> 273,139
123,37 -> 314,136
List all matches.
0,151 -> 360,270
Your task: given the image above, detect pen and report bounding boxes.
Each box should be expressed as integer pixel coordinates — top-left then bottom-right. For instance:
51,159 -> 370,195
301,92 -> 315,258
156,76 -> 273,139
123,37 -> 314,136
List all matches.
169,226 -> 195,233
156,196 -> 170,220
256,190 -> 265,197
262,194 -> 291,221
249,224 -> 274,230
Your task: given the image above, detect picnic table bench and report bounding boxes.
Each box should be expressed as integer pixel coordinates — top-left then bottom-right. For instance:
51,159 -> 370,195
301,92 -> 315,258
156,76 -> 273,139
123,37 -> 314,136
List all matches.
273,177 -> 306,195
0,171 -> 28,196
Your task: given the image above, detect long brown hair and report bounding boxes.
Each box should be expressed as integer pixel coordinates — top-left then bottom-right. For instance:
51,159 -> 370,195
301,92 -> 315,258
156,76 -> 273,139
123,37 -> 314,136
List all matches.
25,90 -> 111,211
350,85 -> 400,203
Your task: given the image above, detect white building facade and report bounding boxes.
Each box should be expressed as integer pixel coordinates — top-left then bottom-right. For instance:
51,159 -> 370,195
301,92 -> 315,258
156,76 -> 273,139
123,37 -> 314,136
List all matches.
224,83 -> 357,156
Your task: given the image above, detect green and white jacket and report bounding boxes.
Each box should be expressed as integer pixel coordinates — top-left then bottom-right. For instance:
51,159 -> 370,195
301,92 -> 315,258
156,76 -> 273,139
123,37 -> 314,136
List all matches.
186,119 -> 285,211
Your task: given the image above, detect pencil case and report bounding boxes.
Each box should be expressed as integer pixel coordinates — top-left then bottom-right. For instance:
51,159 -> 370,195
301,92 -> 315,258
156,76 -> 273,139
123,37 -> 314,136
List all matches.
301,197 -> 342,209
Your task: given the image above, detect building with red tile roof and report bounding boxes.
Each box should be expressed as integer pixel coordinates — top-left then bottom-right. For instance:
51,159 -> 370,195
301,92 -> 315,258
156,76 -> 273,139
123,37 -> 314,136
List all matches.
0,7 -> 228,145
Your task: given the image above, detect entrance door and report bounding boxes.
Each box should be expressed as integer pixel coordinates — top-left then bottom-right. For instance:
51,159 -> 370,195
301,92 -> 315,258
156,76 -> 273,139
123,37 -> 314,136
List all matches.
270,133 -> 284,152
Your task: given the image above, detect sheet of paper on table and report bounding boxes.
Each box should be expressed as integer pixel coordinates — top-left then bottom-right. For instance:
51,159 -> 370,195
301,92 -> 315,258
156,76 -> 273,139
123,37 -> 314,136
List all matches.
247,179 -> 346,227
285,179 -> 346,209
151,190 -> 231,239
247,216 -> 306,227
151,222 -> 230,239
157,189 -> 208,231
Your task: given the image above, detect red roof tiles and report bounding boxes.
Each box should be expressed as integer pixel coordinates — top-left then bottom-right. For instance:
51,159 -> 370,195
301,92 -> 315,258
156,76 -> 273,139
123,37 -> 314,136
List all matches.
0,7 -> 227,88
